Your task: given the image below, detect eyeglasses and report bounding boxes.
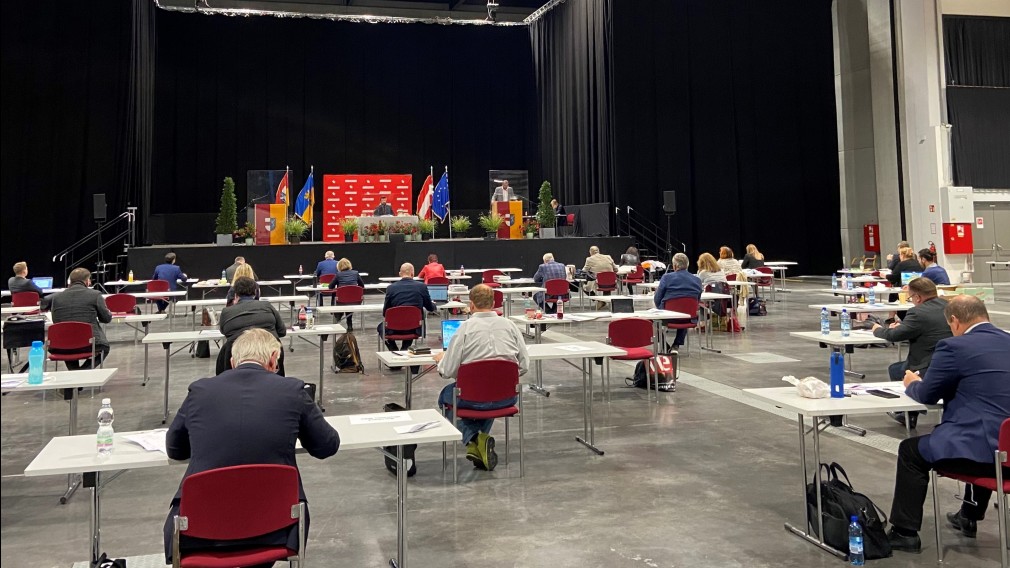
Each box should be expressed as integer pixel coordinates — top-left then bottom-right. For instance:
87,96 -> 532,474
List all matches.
908,293 -> 921,303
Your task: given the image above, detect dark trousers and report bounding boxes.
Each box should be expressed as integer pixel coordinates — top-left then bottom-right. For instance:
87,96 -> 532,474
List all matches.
890,436 -> 1006,532
155,299 -> 170,313
60,345 -> 110,370
888,360 -> 908,381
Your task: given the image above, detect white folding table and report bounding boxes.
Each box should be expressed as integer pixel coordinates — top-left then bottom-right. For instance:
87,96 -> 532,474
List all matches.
789,330 -> 887,379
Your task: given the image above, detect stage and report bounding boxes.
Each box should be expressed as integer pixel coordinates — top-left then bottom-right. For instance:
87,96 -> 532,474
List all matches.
127,236 -> 635,282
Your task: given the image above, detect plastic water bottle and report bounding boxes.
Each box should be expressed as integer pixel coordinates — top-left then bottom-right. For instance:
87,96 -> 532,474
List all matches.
820,308 -> 830,335
831,274 -> 838,291
867,287 -> 875,305
840,309 -> 851,337
846,276 -> 854,291
97,399 -> 114,456
460,265 -> 465,277
28,340 -> 45,385
128,270 -> 134,283
220,270 -> 227,284
299,264 -> 303,276
848,516 -> 865,565
305,306 -> 314,328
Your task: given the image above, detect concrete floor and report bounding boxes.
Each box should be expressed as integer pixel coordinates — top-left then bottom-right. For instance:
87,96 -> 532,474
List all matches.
2,280 -> 1009,567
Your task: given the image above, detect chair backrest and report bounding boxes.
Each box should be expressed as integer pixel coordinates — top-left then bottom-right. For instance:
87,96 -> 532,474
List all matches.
544,278 -> 570,297
147,280 -> 170,293
105,293 -> 137,314
663,297 -> 700,318
726,273 -> 737,281
335,285 -> 364,304
47,322 -> 94,351
456,359 -> 520,403
756,266 -> 773,275
11,292 -> 40,307
999,418 -> 1010,459
566,213 -> 575,224
482,270 -> 504,284
493,290 -> 504,309
179,464 -> 299,540
319,273 -> 336,285
626,264 -> 645,282
384,305 -> 422,330
427,276 -> 450,285
596,271 -> 617,286
608,318 -> 653,348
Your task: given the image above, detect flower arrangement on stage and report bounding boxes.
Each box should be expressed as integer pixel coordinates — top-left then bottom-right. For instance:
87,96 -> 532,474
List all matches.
521,218 -> 539,237
233,222 -> 256,243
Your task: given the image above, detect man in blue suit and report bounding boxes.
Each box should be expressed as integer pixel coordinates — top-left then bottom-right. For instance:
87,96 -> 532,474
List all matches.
653,252 -> 702,350
887,295 -> 1010,553
379,262 -> 436,351
151,252 -> 187,313
314,250 -> 337,279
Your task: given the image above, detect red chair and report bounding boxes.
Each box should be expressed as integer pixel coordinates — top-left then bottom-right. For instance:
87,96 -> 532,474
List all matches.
482,269 -> 504,288
595,271 -> 618,294
441,359 -> 522,482
493,290 -> 505,316
380,306 -> 423,361
171,464 -> 305,568
662,297 -> 700,354
605,319 -> 656,400
544,279 -> 570,310
45,322 -> 96,370
105,293 -> 137,316
726,273 -> 737,282
318,273 -> 336,305
427,276 -> 450,285
755,266 -> 774,296
146,279 -> 170,313
334,285 -> 364,305
11,291 -> 40,315
930,418 -> 1010,566
623,264 -> 645,294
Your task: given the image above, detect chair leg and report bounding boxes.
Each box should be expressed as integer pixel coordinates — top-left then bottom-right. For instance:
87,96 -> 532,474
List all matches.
997,463 -> 1008,567
931,470 -> 943,563
504,419 -> 510,466
452,391 -> 459,484
518,390 -> 524,478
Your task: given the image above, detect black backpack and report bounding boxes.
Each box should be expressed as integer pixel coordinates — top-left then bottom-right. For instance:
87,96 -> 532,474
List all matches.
806,462 -> 892,560
331,332 -> 364,373
626,353 -> 678,392
748,297 -> 767,316
381,403 -> 417,477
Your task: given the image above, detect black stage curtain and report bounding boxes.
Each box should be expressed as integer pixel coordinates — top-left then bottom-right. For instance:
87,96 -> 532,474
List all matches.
530,0 -> 615,209
151,12 -> 538,231
0,0 -> 133,277
943,16 -> 1010,88
610,0 -> 840,275
947,87 -> 1010,189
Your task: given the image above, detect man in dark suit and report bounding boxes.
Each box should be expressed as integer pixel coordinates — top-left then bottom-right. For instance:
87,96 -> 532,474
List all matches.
378,262 -> 436,351
314,250 -> 337,279
164,328 -> 339,564
8,261 -> 44,295
151,252 -> 188,313
41,268 -> 112,369
373,196 -> 394,216
223,256 -> 245,282
886,296 -> 1010,553
217,276 -> 288,375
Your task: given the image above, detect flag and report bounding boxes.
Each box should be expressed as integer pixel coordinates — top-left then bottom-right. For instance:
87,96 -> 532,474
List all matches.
432,171 -> 449,222
275,170 -> 290,204
294,172 -> 314,224
416,173 -> 433,220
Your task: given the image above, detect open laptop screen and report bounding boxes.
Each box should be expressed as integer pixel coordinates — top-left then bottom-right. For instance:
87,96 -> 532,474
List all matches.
427,285 -> 449,303
441,319 -> 462,350
31,276 -> 54,289
900,272 -> 922,286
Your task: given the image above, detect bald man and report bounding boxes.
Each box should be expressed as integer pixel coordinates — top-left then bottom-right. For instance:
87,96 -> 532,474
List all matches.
379,262 -> 437,351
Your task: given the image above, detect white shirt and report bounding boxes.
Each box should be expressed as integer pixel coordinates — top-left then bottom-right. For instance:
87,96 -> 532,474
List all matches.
437,311 -> 529,379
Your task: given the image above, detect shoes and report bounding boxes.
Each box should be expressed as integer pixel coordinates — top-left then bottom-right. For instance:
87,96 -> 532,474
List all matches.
886,527 -> 922,553
887,411 -> 918,429
465,441 -> 485,470
946,511 -> 978,538
476,432 -> 498,471
539,324 -> 547,333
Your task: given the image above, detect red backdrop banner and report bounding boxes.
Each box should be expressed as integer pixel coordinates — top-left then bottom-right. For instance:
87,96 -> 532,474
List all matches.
323,174 -> 412,242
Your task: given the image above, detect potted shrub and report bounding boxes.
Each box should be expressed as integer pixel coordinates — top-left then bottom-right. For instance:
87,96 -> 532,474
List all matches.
234,222 -> 256,246
417,218 -> 436,240
340,218 -> 358,242
450,215 -> 471,237
478,212 -> 504,239
215,177 -> 238,246
285,217 -> 309,244
376,221 -> 388,242
521,218 -> 539,239
536,180 -> 556,238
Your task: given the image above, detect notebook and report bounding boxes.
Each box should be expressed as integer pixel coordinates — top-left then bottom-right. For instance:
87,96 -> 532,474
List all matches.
900,272 -> 922,285
610,298 -> 635,314
427,284 -> 449,303
441,319 -> 462,349
31,277 -> 54,289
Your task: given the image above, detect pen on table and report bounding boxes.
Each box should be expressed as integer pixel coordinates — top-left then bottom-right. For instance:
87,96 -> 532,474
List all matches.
407,421 -> 439,433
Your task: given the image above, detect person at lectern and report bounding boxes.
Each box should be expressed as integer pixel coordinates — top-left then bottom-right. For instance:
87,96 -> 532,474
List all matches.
491,179 -> 516,208
374,196 -> 394,216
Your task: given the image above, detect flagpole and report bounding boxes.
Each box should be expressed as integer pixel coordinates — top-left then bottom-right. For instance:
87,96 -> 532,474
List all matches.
285,165 -> 290,218
309,165 -> 314,242
429,165 -> 435,239
445,165 -> 452,239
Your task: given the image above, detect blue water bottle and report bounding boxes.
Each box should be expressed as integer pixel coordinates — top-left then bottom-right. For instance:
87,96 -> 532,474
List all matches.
848,515 -> 865,565
830,351 -> 845,398
28,340 -> 45,385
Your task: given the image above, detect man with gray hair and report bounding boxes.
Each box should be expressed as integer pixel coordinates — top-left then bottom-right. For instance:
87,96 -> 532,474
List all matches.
653,252 -> 702,350
533,252 -> 568,314
163,328 -> 339,563
315,250 -> 338,278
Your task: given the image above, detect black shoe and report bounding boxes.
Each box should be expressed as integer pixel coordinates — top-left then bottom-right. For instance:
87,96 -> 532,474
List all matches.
539,324 -> 547,333
946,511 -> 978,538
887,411 -> 917,428
886,528 -> 922,553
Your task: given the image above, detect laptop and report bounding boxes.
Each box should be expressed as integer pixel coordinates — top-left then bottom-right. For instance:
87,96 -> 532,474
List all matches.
900,272 -> 922,286
427,284 -> 449,304
31,276 -> 54,289
610,298 -> 635,314
441,319 -> 462,349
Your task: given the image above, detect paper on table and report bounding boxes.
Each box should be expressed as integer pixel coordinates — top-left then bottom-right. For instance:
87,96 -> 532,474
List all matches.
349,412 -> 411,425
199,329 -> 218,336
556,344 -> 593,352
124,429 -> 168,454
2,378 -> 25,388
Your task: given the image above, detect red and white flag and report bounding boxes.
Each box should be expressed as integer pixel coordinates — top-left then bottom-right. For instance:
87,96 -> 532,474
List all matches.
275,170 -> 290,204
416,173 -> 434,220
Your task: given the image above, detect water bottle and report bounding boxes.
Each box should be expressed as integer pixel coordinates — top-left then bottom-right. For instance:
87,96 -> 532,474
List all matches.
220,270 -> 227,284
525,295 -> 534,319
831,274 -> 838,291
460,265 -> 465,277
128,270 -> 134,283
97,399 -> 114,456
305,305 -> 314,328
28,340 -> 45,385
840,309 -> 851,337
299,264 -> 303,276
830,352 -> 845,398
848,515 -> 865,565
867,287 -> 875,305
820,308 -> 830,336
298,306 -> 307,328
846,276 -> 854,291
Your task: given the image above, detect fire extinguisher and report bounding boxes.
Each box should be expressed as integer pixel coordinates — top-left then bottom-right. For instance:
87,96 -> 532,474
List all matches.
929,241 -> 937,256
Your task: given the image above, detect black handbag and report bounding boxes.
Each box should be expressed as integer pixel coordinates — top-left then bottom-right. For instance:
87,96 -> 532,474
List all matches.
806,462 -> 892,560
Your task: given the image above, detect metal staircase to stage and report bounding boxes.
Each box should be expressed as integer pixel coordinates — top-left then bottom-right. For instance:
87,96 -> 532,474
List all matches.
52,207 -> 138,287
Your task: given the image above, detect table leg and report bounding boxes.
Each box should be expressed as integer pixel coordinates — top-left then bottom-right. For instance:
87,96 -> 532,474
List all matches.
163,344 -> 171,424
169,299 -> 175,330
404,367 -> 412,409
85,471 -> 101,565
389,444 -> 408,568
575,357 -> 604,455
783,414 -> 846,558
60,390 -> 82,504
701,300 -> 721,354
143,343 -> 149,386
317,334 -> 326,412
529,324 -> 549,397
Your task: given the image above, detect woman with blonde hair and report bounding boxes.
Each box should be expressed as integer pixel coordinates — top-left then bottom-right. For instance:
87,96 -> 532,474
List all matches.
226,263 -> 259,306
717,246 -> 742,274
741,244 -> 765,269
887,246 -> 923,287
696,253 -> 727,286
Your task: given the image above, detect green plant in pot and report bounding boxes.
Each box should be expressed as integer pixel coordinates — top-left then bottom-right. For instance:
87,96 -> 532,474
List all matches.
339,218 -> 358,242
285,216 -> 309,244
417,218 -> 436,239
376,221 -> 388,241
535,180 -> 556,238
478,213 -> 504,239
215,176 -> 238,246
450,215 -> 471,237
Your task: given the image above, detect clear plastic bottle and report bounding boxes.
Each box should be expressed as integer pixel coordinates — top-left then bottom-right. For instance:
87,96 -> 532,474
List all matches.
848,515 -> 864,565
298,305 -> 307,328
220,270 -> 227,284
459,265 -> 465,277
298,264 -> 303,276
128,270 -> 134,283
525,295 -> 534,318
840,309 -> 851,337
97,399 -> 115,456
305,305 -> 314,328
868,287 -> 875,305
831,274 -> 838,291
28,340 -> 45,385
557,296 -> 564,319
846,276 -> 854,291
820,308 -> 830,336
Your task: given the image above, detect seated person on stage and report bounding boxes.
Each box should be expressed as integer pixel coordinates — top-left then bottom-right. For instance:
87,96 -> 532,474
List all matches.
315,250 -> 338,279
378,262 -> 436,351
696,252 -> 727,287
885,296 -> 1010,554
417,254 -> 446,284
716,246 -> 742,274
918,248 -> 950,286
223,255 -> 245,282
41,268 -> 112,369
887,246 -> 923,287
582,245 -> 616,295
327,257 -> 365,329
433,284 -> 529,471
886,240 -> 911,271
552,198 -> 567,226
870,277 -> 950,389
164,328 -> 339,565
225,263 -> 259,307
653,253 -> 702,350
533,252 -> 568,314
490,179 -> 516,210
217,276 -> 287,375
8,261 -> 44,295
373,196 -> 394,216
741,244 -> 765,269
151,252 -> 187,314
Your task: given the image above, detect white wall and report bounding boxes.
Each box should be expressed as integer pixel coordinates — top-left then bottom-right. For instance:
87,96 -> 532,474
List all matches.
941,0 -> 1010,17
